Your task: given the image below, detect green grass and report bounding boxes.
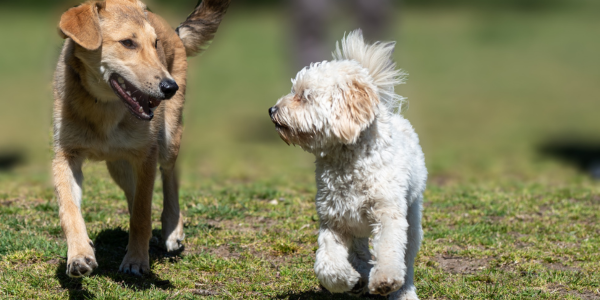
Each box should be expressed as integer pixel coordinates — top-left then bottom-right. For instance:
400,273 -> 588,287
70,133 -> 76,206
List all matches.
1,4 -> 600,300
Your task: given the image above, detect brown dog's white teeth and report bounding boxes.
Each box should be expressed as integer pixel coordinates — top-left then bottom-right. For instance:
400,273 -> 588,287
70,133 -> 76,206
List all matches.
126,91 -> 131,96
138,107 -> 143,113
118,77 -> 125,84
133,97 -> 137,101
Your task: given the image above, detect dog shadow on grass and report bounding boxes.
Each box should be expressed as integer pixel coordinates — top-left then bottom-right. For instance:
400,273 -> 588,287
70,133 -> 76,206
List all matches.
0,148 -> 25,172
277,291 -> 386,300
55,227 -> 182,299
276,287 -> 386,300
539,138 -> 600,179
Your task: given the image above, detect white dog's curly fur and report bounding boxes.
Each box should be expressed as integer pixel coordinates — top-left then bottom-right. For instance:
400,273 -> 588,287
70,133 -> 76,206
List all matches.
269,30 -> 427,299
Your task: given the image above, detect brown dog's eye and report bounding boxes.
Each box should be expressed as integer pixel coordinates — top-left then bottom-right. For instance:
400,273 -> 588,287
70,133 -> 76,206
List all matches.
155,39 -> 159,49
120,39 -> 135,49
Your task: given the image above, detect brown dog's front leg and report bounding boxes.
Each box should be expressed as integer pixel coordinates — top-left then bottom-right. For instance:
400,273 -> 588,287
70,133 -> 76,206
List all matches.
54,152 -> 97,277
160,164 -> 184,252
119,146 -> 158,276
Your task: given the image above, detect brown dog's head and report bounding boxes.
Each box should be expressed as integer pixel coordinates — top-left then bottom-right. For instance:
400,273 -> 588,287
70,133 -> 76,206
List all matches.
59,0 -> 178,120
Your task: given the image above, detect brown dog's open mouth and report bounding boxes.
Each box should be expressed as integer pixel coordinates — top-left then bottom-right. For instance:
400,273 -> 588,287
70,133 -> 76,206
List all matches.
109,74 -> 161,121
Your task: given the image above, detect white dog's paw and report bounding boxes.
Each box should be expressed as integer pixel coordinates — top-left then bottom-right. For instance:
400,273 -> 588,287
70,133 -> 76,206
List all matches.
368,267 -> 404,296
315,261 -> 361,293
389,285 -> 419,300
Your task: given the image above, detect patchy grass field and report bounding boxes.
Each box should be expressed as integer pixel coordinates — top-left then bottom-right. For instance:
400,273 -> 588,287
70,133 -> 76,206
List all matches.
1,4 -> 600,300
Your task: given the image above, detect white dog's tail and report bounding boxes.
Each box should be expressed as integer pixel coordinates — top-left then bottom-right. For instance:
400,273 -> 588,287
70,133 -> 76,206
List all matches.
333,30 -> 407,112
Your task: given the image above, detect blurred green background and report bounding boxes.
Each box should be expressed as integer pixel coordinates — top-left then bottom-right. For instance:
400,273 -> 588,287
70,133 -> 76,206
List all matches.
1,0 -> 600,186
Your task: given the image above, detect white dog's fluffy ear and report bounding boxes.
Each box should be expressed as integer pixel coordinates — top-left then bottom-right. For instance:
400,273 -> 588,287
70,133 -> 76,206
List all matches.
333,29 -> 406,112
332,81 -> 379,144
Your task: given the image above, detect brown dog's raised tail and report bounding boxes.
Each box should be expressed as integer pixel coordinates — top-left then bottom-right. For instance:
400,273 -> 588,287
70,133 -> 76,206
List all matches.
176,0 -> 231,57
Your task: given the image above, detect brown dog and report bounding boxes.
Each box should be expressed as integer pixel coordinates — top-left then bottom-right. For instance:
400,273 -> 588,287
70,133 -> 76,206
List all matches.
53,0 -> 230,277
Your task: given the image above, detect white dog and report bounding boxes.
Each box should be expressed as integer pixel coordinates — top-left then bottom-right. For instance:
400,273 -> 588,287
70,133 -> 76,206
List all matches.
269,30 -> 427,299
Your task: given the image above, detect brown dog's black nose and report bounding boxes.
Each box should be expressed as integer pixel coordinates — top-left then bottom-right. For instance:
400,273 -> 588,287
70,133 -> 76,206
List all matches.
269,106 -> 278,118
160,79 -> 179,99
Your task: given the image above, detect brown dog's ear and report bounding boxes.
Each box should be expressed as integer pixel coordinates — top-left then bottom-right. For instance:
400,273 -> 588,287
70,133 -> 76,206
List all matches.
332,81 -> 379,144
106,0 -> 139,4
105,0 -> 145,10
59,3 -> 102,50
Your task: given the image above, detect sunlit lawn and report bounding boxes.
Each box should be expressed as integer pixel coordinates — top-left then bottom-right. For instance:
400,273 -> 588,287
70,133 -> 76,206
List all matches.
0,4 -> 599,299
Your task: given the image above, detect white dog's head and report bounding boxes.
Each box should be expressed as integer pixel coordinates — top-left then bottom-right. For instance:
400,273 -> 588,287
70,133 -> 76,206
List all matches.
269,30 -> 406,152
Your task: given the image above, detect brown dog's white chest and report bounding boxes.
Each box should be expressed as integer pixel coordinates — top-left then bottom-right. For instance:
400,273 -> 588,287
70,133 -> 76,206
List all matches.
54,96 -> 162,161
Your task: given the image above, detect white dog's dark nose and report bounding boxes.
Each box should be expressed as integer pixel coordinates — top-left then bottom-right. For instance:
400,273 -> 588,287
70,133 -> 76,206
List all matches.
269,106 -> 278,118
160,79 -> 179,99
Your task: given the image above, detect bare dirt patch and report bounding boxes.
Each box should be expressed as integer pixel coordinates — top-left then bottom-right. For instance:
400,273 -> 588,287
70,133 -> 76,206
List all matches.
0,198 -> 18,206
45,258 -> 61,265
186,216 -> 311,267
203,216 -> 279,233
435,255 -> 492,274
544,262 -> 581,272
549,284 -> 599,300
192,289 -> 220,296
209,244 -> 241,259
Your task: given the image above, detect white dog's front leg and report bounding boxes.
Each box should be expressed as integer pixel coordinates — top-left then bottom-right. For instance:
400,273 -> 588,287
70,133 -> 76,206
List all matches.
389,198 -> 423,300
314,226 -> 361,293
347,237 -> 373,296
369,213 -> 409,296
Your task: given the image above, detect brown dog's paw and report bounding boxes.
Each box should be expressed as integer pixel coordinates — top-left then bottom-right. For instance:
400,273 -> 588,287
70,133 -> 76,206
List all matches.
368,268 -> 404,296
67,255 -> 98,277
119,252 -> 150,276
164,235 -> 184,252
66,240 -> 97,278
162,212 -> 185,252
163,224 -> 185,252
